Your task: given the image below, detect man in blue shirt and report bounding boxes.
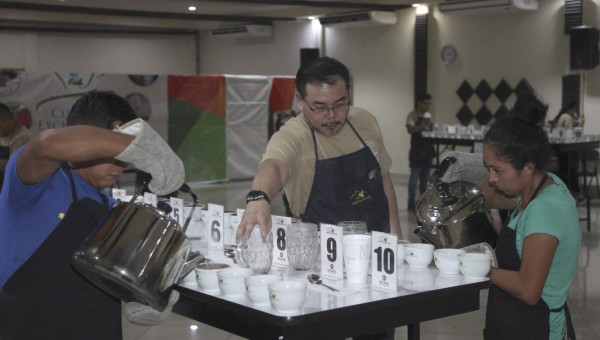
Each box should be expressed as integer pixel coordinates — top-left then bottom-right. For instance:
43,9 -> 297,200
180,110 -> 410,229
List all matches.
0,90 -> 184,338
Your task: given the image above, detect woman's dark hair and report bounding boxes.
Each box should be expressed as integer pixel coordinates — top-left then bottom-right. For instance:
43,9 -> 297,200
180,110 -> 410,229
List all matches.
485,94 -> 552,171
66,90 -> 138,128
295,56 -> 350,98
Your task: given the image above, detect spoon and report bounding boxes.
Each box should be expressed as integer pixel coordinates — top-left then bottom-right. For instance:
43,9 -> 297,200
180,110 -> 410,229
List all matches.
307,274 -> 339,292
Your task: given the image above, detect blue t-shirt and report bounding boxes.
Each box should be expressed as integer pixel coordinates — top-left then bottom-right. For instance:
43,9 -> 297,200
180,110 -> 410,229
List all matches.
508,172 -> 581,340
0,147 -> 115,287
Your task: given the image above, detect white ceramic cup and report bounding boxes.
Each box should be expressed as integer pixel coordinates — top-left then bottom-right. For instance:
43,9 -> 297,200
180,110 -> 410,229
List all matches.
397,240 -> 411,264
245,274 -> 280,307
433,248 -> 466,275
404,243 -> 434,269
268,280 -> 307,314
217,267 -> 254,297
195,263 -> 230,294
183,203 -> 205,239
458,252 -> 492,279
181,271 -> 197,286
342,234 -> 372,284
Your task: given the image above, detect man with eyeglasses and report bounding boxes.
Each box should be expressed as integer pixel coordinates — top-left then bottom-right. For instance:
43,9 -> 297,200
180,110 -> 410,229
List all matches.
237,56 -> 400,240
237,56 -> 399,339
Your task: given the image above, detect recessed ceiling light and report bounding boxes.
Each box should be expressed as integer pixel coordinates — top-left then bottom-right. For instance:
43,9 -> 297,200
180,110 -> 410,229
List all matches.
188,6 -> 197,11
190,325 -> 198,331
307,16 -> 316,20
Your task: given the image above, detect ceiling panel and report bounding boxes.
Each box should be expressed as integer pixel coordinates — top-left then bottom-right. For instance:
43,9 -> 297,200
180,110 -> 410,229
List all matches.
0,0 -> 433,32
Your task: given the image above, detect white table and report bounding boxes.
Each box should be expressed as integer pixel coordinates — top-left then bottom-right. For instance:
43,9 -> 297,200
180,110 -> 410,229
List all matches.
174,247 -> 490,340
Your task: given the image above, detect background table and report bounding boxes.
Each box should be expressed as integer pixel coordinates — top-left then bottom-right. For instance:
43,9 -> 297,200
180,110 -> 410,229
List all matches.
422,132 -> 600,231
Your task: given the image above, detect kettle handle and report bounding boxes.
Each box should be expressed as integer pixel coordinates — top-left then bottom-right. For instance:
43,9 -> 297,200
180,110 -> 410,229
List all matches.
179,183 -> 199,233
431,156 -> 457,183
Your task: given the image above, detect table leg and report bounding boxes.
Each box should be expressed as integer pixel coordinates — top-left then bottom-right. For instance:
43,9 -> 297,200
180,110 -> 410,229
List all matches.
407,323 -> 420,340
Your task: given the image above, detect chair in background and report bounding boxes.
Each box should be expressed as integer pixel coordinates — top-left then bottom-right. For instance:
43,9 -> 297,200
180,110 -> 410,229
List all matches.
578,149 -> 600,198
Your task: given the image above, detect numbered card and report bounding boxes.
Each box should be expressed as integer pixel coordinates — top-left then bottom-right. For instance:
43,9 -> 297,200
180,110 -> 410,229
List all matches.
111,189 -> 126,201
271,215 -> 291,268
207,203 -> 225,250
169,197 -> 185,226
143,192 -> 157,207
320,223 -> 344,281
371,231 -> 397,291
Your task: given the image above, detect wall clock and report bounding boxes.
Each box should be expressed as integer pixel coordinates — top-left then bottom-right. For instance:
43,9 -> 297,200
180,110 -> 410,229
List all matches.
441,45 -> 458,64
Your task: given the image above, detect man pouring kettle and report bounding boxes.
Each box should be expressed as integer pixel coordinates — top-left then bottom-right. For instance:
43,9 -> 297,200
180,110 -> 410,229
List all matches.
0,91 -> 185,339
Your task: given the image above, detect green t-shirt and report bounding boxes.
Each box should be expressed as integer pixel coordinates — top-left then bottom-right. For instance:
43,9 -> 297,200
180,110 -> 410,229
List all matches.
508,172 -> 581,340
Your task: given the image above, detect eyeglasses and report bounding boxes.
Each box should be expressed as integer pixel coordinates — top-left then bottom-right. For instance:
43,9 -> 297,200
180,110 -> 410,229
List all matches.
301,95 -> 350,114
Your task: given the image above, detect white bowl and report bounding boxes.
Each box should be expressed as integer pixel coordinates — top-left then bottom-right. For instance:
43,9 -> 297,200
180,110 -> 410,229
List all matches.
458,252 -> 492,279
195,263 -> 229,294
404,243 -> 434,269
433,248 -> 466,275
396,240 -> 411,264
268,280 -> 307,314
245,274 -> 280,307
217,267 -> 254,297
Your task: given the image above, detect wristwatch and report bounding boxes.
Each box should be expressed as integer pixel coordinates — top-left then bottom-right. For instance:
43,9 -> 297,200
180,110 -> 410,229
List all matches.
246,190 -> 271,204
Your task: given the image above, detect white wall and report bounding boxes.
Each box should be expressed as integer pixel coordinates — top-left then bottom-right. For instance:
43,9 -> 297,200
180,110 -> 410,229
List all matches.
198,21 -> 318,76
430,0 -> 600,136
0,31 -> 197,75
324,9 -> 414,176
2,0 -> 600,176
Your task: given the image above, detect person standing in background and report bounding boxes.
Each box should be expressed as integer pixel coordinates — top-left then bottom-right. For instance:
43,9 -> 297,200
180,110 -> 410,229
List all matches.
0,102 -> 33,192
405,93 -> 434,213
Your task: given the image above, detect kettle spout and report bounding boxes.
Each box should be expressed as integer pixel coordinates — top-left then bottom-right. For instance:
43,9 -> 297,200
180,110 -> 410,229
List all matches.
413,227 -> 443,248
178,251 -> 207,281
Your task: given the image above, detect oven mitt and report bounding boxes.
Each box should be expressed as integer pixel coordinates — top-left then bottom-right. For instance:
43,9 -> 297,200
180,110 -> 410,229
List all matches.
114,118 -> 184,196
124,290 -> 179,326
440,151 -> 488,185
461,242 -> 498,268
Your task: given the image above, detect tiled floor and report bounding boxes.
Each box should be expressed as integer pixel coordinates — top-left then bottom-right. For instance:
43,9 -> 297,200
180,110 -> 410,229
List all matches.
123,175 -> 600,340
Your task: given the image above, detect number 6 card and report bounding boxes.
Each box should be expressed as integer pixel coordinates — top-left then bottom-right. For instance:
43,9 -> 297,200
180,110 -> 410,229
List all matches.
371,231 -> 397,291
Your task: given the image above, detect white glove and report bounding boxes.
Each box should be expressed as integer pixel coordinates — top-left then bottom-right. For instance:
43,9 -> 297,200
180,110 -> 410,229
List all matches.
114,118 -> 185,195
461,242 -> 498,268
440,151 -> 488,185
125,290 -> 179,326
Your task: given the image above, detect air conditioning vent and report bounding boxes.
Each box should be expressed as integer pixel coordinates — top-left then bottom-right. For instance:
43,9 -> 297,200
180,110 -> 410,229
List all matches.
210,24 -> 272,38
439,0 -> 539,15
319,11 -> 397,28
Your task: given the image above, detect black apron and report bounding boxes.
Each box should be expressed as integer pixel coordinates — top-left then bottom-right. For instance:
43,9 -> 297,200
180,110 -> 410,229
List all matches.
484,175 -> 576,340
0,145 -> 10,192
0,166 -> 121,340
300,120 -> 390,233
408,116 -> 434,168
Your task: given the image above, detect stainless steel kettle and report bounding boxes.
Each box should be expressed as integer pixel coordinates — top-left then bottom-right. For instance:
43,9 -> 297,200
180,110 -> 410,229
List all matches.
414,156 -> 498,249
72,183 -> 205,311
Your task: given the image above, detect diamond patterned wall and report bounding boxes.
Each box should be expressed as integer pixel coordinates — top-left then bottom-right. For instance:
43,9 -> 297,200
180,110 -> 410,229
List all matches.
454,78 -> 535,126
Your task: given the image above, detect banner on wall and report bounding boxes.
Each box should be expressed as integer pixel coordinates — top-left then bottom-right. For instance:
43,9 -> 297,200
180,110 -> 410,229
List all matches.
0,71 -> 295,183
0,71 -> 168,137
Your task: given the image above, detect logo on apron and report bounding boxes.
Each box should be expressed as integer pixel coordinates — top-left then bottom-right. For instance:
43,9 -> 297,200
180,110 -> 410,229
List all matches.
351,189 -> 372,206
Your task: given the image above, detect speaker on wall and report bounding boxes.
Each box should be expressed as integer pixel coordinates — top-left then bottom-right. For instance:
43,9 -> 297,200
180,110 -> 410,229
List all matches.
570,26 -> 599,70
300,48 -> 319,67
